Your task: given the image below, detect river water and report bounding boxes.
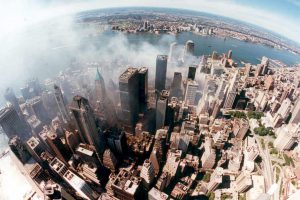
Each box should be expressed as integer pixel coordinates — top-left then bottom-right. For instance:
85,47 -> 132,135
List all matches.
0,21 -> 300,200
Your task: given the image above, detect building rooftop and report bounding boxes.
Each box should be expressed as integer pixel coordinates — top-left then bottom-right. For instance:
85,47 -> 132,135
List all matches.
27,137 -> 40,149
76,145 -> 94,157
157,55 -> 168,60
148,187 -> 169,200
0,104 -> 14,119
138,67 -> 148,74
119,67 -> 138,81
112,169 -> 141,195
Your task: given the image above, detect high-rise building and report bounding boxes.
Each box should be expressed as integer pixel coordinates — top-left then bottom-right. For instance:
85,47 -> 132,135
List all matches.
215,78 -> 227,101
188,65 -> 197,80
140,159 -> 155,189
20,86 -> 32,101
46,128 -> 71,164
156,90 -> 169,129
65,130 -> 81,154
201,137 -> 216,169
170,132 -> 190,153
119,67 -> 140,128
170,72 -> 183,98
156,172 -> 170,191
150,148 -> 161,175
244,137 -> 259,161
276,98 -> 292,121
27,96 -> 50,125
94,67 -> 106,113
4,87 -> 22,116
155,55 -> 168,92
184,40 -> 195,56
76,143 -> 101,165
235,171 -> 252,193
274,123 -> 300,151
69,95 -> 104,157
264,75 -> 274,90
0,104 -> 31,140
148,187 -> 169,200
49,157 -> 99,200
261,56 -> 269,75
232,118 -> 249,139
26,136 -> 44,163
94,68 -> 117,126
54,84 -> 70,123
168,42 -> 178,64
9,136 -> 31,164
224,71 -> 239,109
184,79 -> 199,106
138,67 -> 148,113
207,167 -> 223,191
103,149 -> 118,171
106,129 -> 126,156
111,169 -> 142,200
290,99 -> 300,124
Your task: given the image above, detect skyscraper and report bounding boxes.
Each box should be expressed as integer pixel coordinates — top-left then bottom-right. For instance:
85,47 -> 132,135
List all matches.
69,95 -> 104,156
9,136 -> 31,164
207,167 -> 223,191
28,96 -> 51,125
232,118 -> 249,139
235,171 -> 252,193
223,71 -> 239,109
0,104 -> 31,140
184,79 -> 199,106
140,159 -> 155,189
188,65 -> 197,80
46,128 -> 71,164
94,68 -> 117,126
274,123 -> 300,151
94,67 -> 106,112
184,40 -> 195,56
4,87 -> 22,116
170,72 -> 183,98
138,67 -> 148,113
119,67 -> 140,128
168,42 -> 178,64
54,84 -> 70,123
103,149 -> 118,171
261,56 -> 269,75
290,99 -> 300,124
156,90 -> 169,129
155,55 -> 168,92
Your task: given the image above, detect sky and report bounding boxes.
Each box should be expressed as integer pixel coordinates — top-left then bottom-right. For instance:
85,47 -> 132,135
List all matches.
0,0 -> 300,43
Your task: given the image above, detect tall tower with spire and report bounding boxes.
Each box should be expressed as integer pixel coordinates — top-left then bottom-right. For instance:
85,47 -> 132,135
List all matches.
95,67 -> 106,104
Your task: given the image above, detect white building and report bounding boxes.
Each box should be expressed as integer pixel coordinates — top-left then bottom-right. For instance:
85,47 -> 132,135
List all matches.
140,159 -> 155,189
274,123 -> 300,151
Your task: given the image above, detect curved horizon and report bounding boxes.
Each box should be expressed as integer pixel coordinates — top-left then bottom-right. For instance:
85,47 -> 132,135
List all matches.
1,0 -> 300,45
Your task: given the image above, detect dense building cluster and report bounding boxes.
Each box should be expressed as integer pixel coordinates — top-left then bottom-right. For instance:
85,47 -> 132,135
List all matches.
1,38 -> 300,200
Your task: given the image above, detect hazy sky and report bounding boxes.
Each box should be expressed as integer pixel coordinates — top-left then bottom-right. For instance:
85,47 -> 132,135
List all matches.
0,0 -> 300,43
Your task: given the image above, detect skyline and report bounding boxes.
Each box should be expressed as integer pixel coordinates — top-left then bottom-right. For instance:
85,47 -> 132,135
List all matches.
0,3 -> 300,199
0,0 -> 300,44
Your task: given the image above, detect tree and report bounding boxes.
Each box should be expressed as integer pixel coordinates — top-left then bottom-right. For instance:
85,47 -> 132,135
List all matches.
228,111 -> 247,119
254,126 -> 274,136
247,111 -> 264,120
202,172 -> 211,182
